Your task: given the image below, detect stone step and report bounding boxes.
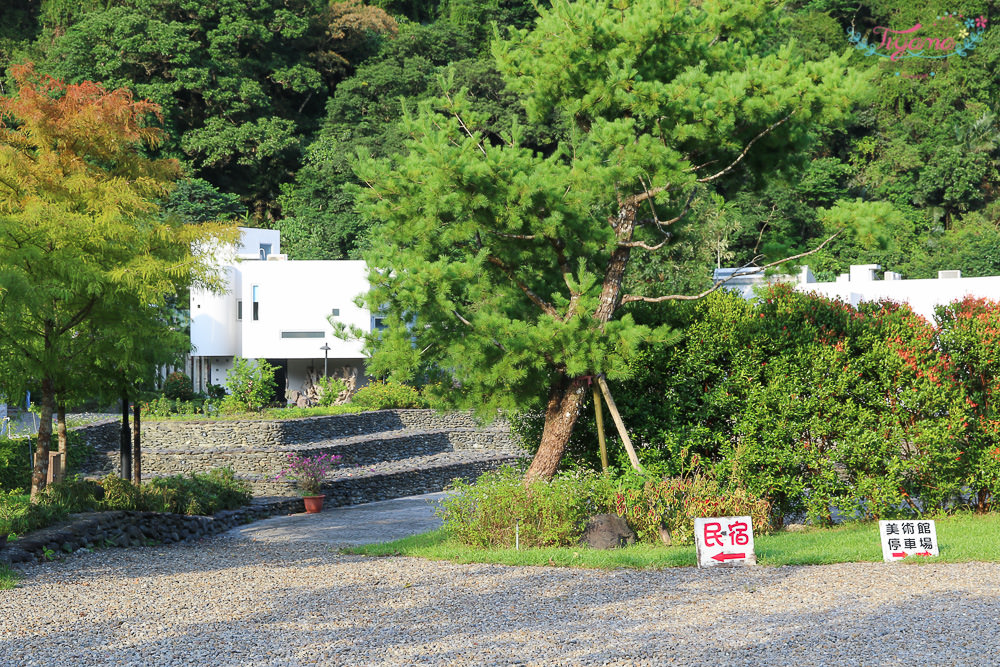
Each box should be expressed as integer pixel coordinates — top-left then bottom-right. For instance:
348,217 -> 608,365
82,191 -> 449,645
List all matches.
84,448 -> 527,500
137,409 -> 509,448
232,449 -> 527,502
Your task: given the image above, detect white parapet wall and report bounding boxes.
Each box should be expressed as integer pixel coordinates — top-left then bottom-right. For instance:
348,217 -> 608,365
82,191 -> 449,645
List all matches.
715,263 -> 1000,320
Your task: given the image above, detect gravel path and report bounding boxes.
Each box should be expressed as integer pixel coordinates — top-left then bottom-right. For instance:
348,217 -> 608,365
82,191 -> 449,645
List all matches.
2,539 -> 1000,666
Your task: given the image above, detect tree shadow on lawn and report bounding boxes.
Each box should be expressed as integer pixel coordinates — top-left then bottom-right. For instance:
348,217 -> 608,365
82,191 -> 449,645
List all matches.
6,550 -> 1000,664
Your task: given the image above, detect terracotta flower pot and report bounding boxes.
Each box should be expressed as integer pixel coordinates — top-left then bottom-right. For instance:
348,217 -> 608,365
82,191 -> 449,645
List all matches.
303,495 -> 325,514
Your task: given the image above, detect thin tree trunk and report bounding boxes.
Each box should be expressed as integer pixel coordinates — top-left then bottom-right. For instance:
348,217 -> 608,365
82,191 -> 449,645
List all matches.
120,392 -> 131,481
56,403 -> 67,484
524,376 -> 590,482
132,402 -> 141,485
29,377 -> 55,503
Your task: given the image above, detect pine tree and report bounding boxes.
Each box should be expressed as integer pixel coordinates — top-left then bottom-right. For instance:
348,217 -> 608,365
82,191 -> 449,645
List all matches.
357,0 -> 872,479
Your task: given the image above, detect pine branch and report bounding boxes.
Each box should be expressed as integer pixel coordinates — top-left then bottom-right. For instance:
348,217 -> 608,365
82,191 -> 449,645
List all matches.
620,231 -> 840,305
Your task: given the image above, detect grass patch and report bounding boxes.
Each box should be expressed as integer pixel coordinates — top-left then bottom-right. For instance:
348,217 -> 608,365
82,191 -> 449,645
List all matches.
0,563 -> 19,590
1,469 -> 253,537
346,513 -> 1000,568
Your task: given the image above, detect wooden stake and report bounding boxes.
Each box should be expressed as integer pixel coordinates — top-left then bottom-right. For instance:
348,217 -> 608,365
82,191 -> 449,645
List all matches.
596,374 -> 642,472
132,402 -> 141,486
593,386 -> 609,473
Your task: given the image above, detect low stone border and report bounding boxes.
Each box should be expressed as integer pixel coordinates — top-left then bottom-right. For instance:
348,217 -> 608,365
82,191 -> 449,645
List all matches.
0,496 -> 305,565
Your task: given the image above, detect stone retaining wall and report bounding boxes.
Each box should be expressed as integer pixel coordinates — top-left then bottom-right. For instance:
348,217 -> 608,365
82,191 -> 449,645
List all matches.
242,453 -> 522,498
321,458 -> 518,507
78,428 -> 515,481
0,496 -> 305,564
76,410 -> 513,451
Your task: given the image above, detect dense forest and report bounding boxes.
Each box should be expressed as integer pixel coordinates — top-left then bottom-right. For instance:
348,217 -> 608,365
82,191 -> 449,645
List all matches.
3,0 -> 1000,293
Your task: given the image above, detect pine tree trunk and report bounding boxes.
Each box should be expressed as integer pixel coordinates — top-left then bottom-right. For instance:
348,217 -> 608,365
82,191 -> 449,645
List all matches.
132,402 -> 141,485
524,376 -> 590,482
522,201 -> 640,482
56,403 -> 67,484
120,392 -> 132,481
29,377 -> 55,503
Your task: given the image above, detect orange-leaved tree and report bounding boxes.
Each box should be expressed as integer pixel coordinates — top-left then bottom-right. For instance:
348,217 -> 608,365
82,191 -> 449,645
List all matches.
0,64 -> 235,501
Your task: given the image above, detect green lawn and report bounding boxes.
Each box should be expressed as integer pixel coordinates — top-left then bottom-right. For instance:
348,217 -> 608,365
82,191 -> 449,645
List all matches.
346,513 -> 1000,569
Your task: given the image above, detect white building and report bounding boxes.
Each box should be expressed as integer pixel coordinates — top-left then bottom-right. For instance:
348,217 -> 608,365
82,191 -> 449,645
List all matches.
189,228 -> 374,399
715,264 -> 1000,319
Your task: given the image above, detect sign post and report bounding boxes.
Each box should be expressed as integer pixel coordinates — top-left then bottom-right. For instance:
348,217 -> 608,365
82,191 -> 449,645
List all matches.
694,516 -> 757,568
879,520 -> 939,561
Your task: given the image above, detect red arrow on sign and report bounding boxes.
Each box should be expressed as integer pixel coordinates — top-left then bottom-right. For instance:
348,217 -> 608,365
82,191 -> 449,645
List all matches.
711,552 -> 747,562
916,551 -> 932,557
891,552 -> 907,558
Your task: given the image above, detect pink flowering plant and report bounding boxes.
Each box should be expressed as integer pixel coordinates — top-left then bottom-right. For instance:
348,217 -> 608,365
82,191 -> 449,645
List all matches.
276,453 -> 340,496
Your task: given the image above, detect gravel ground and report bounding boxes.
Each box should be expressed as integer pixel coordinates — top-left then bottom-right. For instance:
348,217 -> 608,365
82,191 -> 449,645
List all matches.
2,538 -> 1000,666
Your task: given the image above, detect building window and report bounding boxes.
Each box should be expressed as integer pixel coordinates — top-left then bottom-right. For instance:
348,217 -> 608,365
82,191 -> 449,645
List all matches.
280,331 -> 325,339
259,243 -> 272,260
331,308 -> 340,317
237,300 -> 242,320
252,285 -> 259,321
372,316 -> 387,331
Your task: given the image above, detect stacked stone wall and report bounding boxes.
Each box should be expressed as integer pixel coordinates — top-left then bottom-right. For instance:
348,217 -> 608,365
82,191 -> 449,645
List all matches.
75,410 -> 513,451
1,497 -> 305,564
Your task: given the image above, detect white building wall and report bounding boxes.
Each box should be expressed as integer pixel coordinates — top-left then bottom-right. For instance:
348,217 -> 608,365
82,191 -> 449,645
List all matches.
800,273 -> 1000,321
190,265 -> 240,357
238,260 -> 368,360
717,264 -> 1000,321
189,228 -> 371,400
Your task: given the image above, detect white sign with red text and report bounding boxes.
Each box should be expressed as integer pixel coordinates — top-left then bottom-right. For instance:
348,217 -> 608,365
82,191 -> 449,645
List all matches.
879,520 -> 939,562
694,516 -> 757,568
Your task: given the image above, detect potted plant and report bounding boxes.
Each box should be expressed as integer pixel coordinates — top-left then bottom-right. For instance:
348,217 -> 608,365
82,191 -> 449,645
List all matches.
276,452 -> 340,513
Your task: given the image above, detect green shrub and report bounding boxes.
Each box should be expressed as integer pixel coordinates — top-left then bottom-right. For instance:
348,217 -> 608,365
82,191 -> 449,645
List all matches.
140,395 -> 220,419
0,437 -> 33,492
608,473 -> 772,545
316,376 -> 349,407
205,383 -> 227,400
351,381 -> 425,410
145,468 -> 252,515
101,469 -> 251,515
42,478 -> 104,510
0,469 -> 253,538
1,431 -> 94,493
225,357 -> 278,412
439,466 -> 611,548
100,475 -> 145,511
0,489 -> 67,537
162,372 -> 194,401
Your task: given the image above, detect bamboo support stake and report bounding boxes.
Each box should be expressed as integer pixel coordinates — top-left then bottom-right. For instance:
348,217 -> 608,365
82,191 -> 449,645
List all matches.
593,386 -> 609,473
596,374 -> 642,472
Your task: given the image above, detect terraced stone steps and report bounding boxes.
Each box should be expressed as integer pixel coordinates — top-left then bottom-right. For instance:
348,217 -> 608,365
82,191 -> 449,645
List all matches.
74,410 -> 525,503
241,450 -> 526,501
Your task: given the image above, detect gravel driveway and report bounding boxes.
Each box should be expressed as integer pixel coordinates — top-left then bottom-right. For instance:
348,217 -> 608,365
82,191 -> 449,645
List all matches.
2,537 -> 999,666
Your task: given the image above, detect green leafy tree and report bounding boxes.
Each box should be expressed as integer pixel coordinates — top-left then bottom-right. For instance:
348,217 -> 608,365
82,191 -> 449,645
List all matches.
357,0 -> 871,480
277,21 -> 481,259
30,0 -> 397,215
0,64 -> 235,500
162,178 -> 245,225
